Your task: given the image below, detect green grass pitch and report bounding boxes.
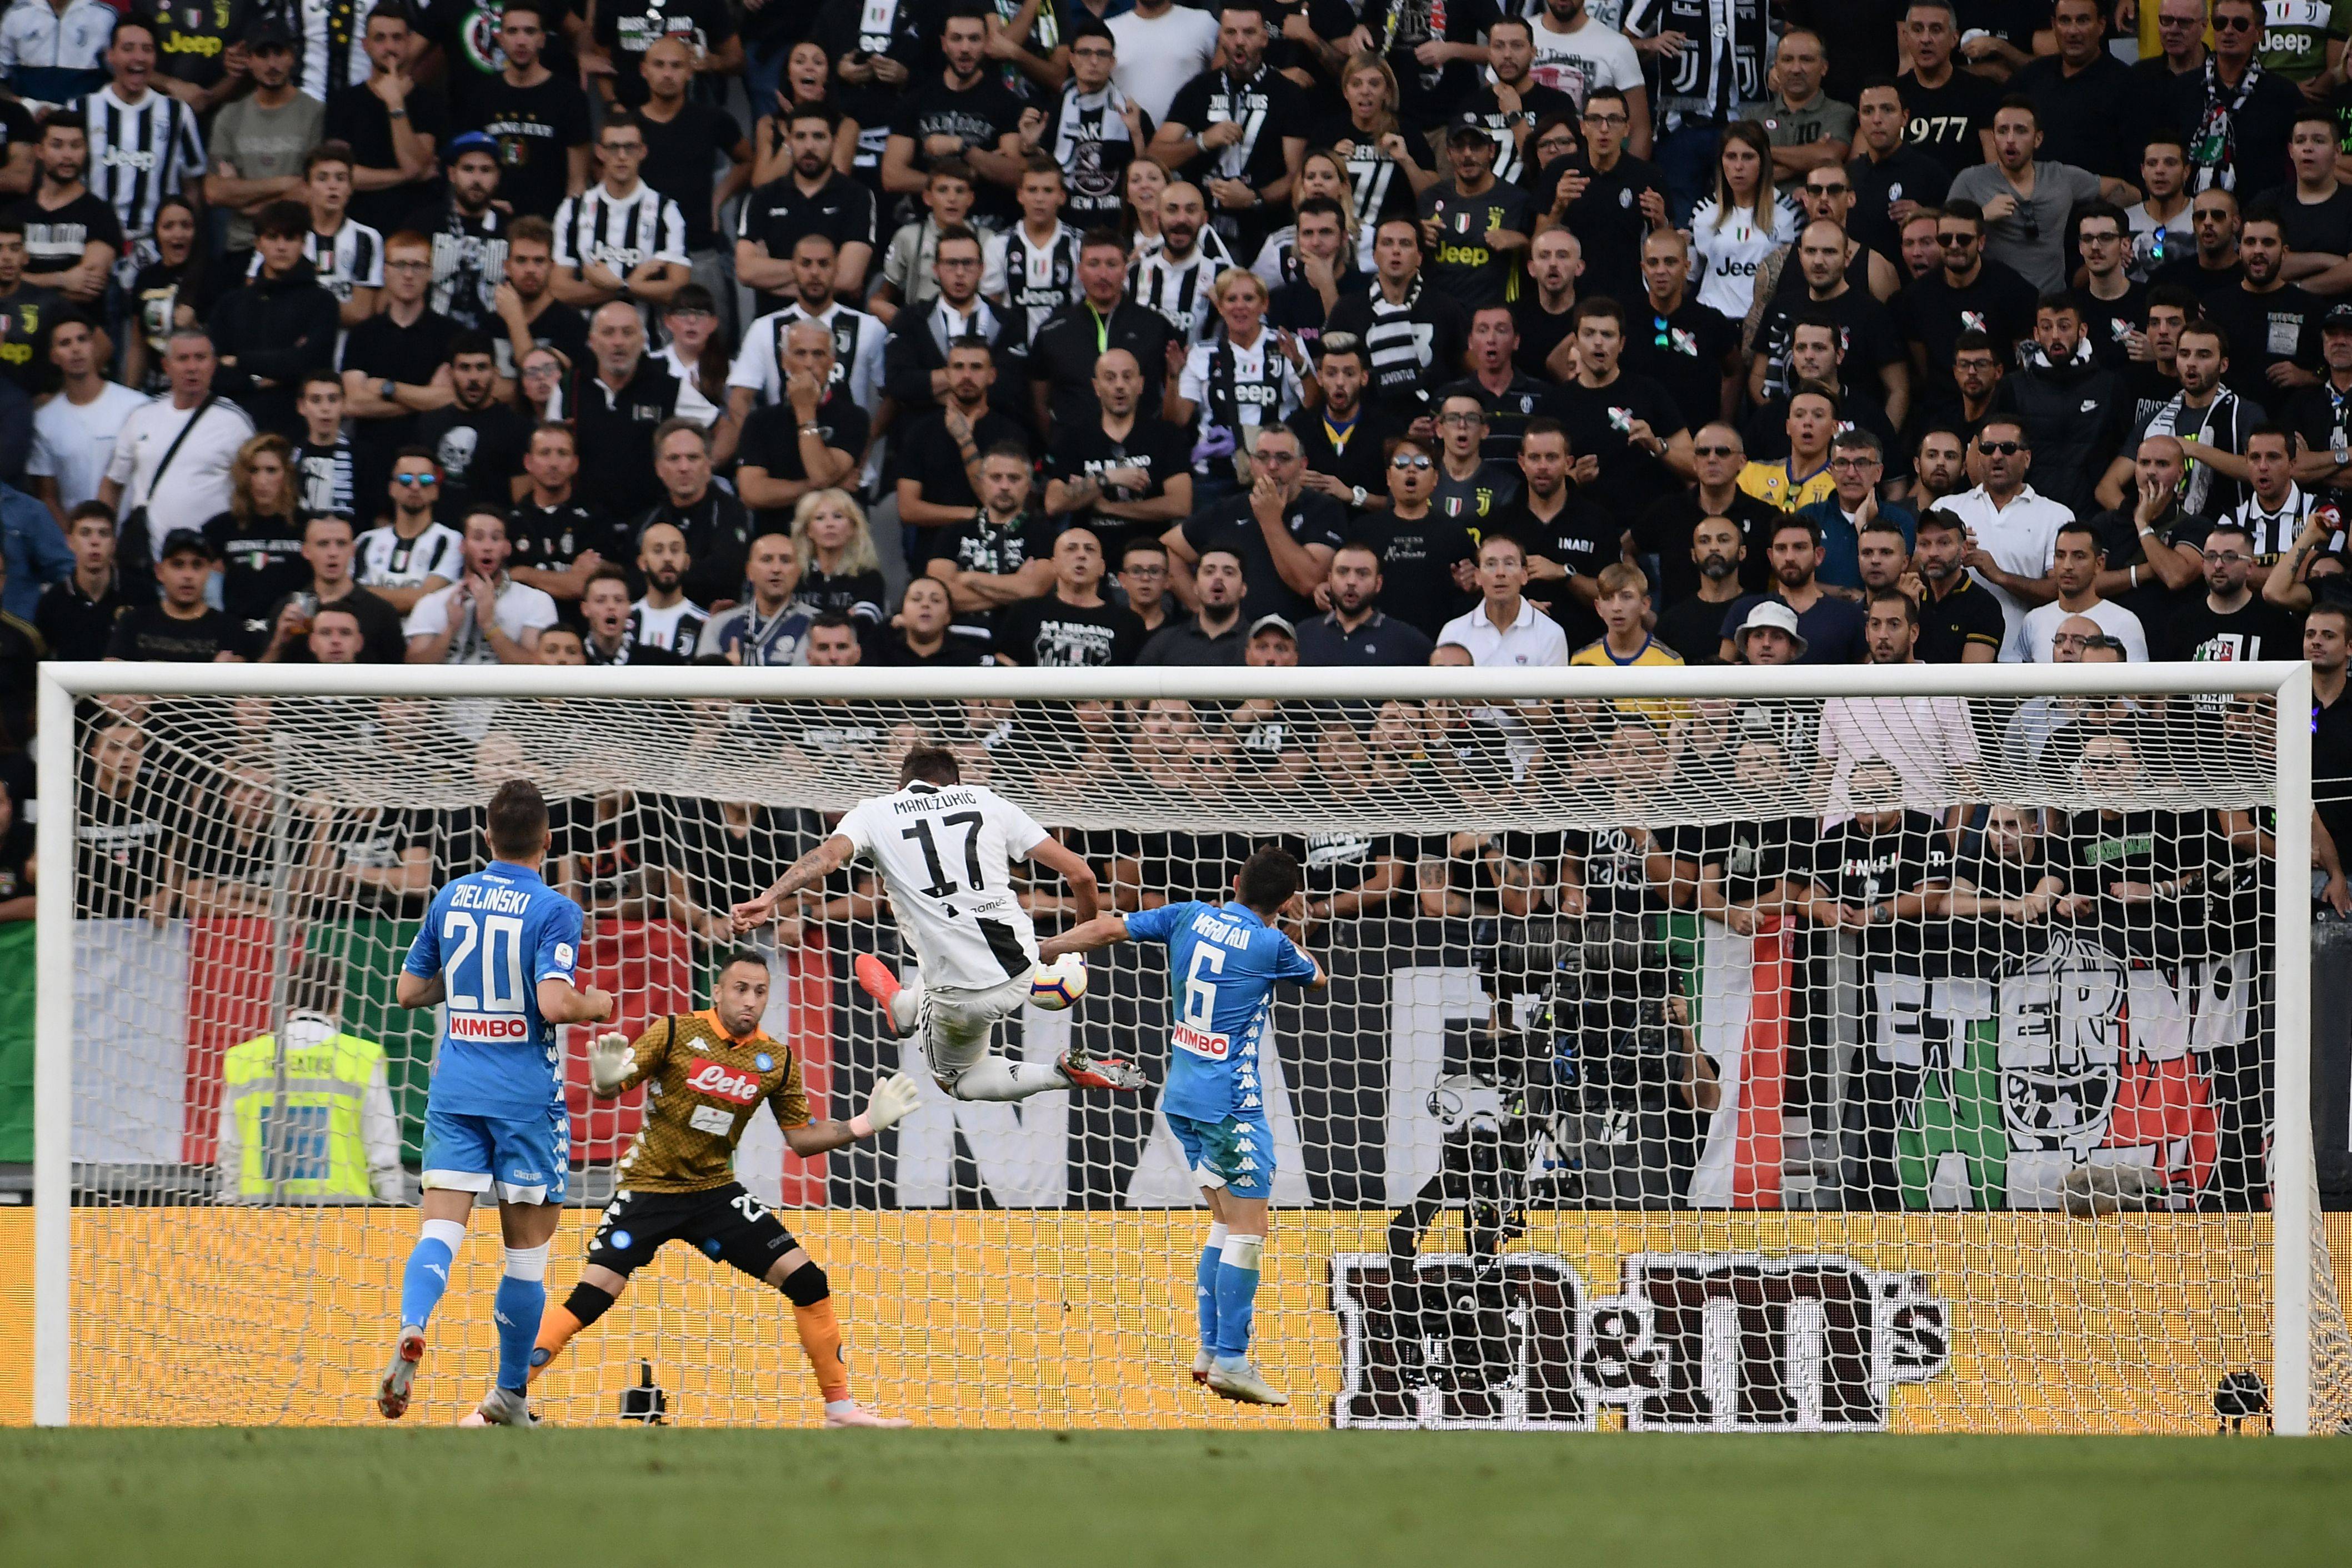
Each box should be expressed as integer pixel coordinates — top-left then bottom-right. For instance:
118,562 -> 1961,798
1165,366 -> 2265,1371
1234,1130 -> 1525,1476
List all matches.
2,1429 -> 2348,1567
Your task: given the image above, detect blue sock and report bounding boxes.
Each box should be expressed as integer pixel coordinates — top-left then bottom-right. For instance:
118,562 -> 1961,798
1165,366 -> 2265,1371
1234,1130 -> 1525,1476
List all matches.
398,1219 -> 465,1330
493,1274 -> 545,1393
1213,1234 -> 1263,1361
1196,1224 -> 1227,1354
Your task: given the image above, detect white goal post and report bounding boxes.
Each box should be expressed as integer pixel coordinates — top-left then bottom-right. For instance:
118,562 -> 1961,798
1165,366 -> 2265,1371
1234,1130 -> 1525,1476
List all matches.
29,658 -> 2334,1432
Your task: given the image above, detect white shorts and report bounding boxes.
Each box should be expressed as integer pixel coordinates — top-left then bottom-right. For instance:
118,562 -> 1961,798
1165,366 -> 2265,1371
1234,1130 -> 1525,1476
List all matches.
918,974 -> 1034,1078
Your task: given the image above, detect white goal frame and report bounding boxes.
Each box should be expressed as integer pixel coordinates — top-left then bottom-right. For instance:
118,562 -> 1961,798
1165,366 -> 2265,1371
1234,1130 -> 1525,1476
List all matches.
31,658 -> 2319,1432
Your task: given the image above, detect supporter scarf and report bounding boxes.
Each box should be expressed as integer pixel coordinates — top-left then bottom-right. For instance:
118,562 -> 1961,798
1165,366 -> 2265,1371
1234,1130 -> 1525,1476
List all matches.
1053,84 -> 1134,167
2145,388 -> 2238,514
2189,56 -> 2264,193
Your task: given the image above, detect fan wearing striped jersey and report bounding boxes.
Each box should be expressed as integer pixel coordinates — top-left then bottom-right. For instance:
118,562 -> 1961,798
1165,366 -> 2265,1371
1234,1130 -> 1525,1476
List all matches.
731,744 -> 1145,1099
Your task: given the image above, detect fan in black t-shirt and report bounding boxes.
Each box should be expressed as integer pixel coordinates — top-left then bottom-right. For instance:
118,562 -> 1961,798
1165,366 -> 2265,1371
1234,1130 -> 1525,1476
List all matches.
1943,805 -> 2079,973
1277,830 -> 1413,922
2060,734 -> 2222,962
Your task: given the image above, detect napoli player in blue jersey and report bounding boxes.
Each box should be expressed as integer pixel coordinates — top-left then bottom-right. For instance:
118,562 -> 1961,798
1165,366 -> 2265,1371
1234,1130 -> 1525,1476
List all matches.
377,780 -> 615,1427
1042,845 -> 1325,1406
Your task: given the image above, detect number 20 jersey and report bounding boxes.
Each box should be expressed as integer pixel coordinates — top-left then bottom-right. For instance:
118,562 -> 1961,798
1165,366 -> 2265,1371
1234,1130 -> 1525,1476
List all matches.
402,861 -> 586,1119
1123,900 -> 1317,1121
837,780 -> 1052,991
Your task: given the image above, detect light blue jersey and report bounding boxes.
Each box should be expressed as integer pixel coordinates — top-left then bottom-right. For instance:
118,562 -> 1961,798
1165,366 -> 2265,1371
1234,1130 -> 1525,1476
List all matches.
1124,901 -> 1318,1121
402,861 -> 584,1121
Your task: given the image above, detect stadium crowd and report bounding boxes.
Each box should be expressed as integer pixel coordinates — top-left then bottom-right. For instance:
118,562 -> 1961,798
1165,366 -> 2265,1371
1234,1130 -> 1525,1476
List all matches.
3,0 -> 2351,1208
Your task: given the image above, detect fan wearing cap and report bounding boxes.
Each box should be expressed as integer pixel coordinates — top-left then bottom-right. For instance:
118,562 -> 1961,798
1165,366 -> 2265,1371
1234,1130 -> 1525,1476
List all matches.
103,529 -> 241,662
400,129 -> 510,333
1714,514 -> 1867,664
1416,114 -> 1534,312
2285,304 -> 2352,495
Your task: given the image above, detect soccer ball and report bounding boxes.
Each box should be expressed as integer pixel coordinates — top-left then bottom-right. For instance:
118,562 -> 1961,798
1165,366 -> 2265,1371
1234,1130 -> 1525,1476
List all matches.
1029,954 -> 1088,1011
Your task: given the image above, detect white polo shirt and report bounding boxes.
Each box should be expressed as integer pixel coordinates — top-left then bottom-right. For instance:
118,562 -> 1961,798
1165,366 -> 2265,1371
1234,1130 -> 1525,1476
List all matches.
1934,483 -> 2073,662
1437,597 -> 1570,668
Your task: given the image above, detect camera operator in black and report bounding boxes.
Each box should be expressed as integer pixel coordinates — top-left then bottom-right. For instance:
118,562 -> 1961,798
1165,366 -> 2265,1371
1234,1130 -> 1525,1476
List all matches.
1552,719 -> 1717,1208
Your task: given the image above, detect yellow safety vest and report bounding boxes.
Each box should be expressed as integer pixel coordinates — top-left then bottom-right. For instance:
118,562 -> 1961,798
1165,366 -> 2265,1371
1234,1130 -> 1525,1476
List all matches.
222,1028 -> 387,1199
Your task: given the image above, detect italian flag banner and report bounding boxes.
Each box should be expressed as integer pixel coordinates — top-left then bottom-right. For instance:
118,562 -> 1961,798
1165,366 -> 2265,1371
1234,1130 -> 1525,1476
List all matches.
57,919 -> 835,1203
1685,916 -> 1789,1210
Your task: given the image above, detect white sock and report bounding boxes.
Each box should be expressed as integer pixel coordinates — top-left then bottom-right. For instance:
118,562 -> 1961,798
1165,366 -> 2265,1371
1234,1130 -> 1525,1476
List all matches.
1222,1234 -> 1264,1271
502,1241 -> 550,1281
893,975 -> 923,1032
825,1399 -> 857,1417
1205,1223 -> 1229,1251
950,1055 -> 1063,1102
421,1218 -> 466,1255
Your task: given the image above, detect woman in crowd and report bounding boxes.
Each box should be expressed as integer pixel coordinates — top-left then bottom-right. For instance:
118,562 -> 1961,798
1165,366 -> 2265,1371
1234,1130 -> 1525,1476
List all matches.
1251,148 -> 1359,289
203,434 -> 302,653
788,489 -> 888,637
1170,268 -> 1315,497
1687,121 -> 1798,327
752,39 -> 859,186
657,285 -> 731,429
124,197 -> 213,394
1121,155 -> 1169,256
1320,56 -> 1437,273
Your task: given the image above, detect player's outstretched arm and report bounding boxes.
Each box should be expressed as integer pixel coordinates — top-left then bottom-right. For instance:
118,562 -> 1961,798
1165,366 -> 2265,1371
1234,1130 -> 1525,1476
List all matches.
538,978 -> 617,1024
782,1072 -> 923,1156
1026,834 -> 1100,926
1038,913 -> 1130,961
732,834 -> 858,932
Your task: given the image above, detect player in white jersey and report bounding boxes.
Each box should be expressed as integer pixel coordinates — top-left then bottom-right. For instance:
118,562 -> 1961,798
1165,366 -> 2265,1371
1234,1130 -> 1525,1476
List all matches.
733,745 -> 1144,1098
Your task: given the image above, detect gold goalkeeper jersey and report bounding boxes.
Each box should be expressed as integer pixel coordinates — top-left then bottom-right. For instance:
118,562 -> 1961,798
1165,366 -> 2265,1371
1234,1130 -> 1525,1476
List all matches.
606,1010 -> 810,1194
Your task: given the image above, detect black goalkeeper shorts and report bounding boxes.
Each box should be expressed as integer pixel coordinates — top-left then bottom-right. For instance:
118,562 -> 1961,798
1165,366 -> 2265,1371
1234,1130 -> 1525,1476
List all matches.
584,1182 -> 800,1283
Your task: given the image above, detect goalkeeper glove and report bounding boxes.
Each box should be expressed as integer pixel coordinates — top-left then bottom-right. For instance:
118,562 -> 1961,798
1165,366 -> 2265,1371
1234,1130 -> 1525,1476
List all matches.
588,1031 -> 632,1095
851,1073 -> 922,1139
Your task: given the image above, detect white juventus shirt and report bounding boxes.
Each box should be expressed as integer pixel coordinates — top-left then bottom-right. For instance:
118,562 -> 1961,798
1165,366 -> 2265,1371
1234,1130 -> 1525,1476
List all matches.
835,780 -> 1051,990
553,180 -> 688,321
354,519 -> 464,593
244,217 -> 384,301
81,84 -> 205,245
725,300 -> 887,413
1130,235 -> 1229,344
2230,483 -> 2336,563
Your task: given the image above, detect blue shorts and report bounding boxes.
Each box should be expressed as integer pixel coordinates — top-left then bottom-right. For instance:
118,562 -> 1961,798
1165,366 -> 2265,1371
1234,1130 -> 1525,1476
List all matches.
420,1103 -> 570,1204
1167,1110 -> 1273,1200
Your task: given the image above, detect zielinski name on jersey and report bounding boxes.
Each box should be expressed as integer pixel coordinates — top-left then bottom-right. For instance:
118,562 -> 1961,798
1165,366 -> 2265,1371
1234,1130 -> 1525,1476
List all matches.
1330,1251 -> 1949,1430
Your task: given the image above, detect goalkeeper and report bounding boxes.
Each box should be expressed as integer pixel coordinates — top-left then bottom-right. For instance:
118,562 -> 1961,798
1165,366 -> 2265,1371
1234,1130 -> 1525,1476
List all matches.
514,950 -> 923,1429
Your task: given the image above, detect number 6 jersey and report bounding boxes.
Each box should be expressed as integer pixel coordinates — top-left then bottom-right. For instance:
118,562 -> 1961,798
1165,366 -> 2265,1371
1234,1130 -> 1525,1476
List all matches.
402,860 -> 585,1119
1123,900 -> 1318,1121
835,780 -> 1054,991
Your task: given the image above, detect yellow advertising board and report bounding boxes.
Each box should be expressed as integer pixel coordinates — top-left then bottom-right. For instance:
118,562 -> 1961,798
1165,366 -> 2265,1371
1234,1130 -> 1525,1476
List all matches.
7,1209 -> 2350,1432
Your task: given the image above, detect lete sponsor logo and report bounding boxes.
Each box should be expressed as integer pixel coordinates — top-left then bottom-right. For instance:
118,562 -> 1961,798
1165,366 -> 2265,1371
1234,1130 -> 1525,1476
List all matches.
686,1057 -> 763,1105
1330,1250 -> 1949,1431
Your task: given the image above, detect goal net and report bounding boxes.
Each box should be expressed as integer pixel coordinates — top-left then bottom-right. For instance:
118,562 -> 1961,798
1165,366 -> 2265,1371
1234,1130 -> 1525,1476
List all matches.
31,662 -> 2351,1433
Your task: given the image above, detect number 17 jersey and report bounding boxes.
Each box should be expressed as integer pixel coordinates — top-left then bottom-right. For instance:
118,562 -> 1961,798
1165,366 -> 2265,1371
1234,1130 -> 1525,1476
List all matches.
402,861 -> 585,1119
1124,900 -> 1318,1120
836,780 -> 1051,991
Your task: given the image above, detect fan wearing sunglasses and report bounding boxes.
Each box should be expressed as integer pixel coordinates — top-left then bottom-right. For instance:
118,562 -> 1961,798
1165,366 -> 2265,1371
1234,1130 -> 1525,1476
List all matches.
1946,99 -> 2133,293
1894,198 -> 2037,419
355,450 -> 465,615
1356,433 -> 1479,637
1936,417 -> 2069,661
2156,0 -> 2305,198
